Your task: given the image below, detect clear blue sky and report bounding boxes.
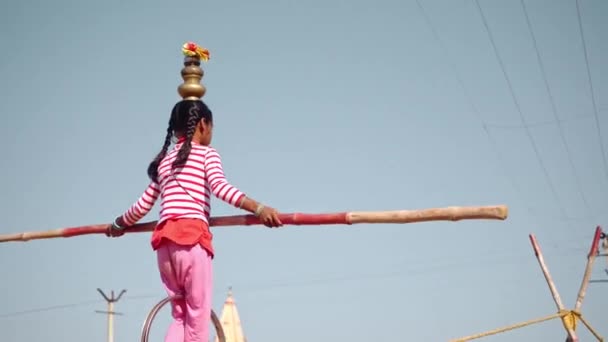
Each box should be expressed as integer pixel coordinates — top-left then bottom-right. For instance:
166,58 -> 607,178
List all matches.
0,0 -> 606,341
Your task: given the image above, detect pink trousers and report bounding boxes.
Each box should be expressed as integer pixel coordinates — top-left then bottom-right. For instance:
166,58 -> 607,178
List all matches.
156,241 -> 213,342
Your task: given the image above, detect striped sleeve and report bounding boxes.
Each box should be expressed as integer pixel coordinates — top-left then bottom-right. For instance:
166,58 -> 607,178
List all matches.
204,147 -> 246,207
120,181 -> 161,226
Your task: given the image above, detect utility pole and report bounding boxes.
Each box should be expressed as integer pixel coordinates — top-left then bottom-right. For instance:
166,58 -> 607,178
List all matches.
96,288 -> 126,342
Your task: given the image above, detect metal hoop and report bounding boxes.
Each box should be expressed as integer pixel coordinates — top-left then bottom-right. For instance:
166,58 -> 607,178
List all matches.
140,295 -> 225,342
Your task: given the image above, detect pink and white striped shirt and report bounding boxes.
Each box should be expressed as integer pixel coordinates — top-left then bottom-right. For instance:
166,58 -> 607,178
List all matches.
120,142 -> 246,227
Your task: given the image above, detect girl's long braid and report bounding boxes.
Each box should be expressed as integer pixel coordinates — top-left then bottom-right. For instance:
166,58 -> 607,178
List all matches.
147,122 -> 174,183
169,102 -> 204,208
172,103 -> 200,170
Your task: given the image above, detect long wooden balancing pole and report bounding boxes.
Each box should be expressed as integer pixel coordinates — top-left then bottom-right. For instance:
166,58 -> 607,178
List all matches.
0,205 -> 508,243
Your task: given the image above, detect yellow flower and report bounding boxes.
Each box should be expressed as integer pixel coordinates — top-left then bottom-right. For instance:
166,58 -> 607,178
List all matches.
182,42 -> 210,61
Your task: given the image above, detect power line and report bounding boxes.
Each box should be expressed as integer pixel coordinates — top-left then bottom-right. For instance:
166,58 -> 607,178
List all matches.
233,243 -> 589,294
473,0 -> 568,219
575,0 -> 608,185
413,0 -> 529,212
0,294 -> 157,319
520,0 -> 592,216
0,299 -> 101,318
484,113 -> 595,130
0,235 -> 590,319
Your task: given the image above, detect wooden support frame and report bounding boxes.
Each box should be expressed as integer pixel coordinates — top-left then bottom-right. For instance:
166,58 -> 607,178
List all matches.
450,226 -> 605,342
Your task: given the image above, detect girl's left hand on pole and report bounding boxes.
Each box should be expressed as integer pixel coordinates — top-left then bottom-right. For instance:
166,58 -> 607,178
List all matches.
259,207 -> 283,228
106,216 -> 127,237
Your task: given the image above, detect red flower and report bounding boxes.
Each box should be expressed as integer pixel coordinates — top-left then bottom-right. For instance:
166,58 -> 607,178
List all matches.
185,42 -> 197,52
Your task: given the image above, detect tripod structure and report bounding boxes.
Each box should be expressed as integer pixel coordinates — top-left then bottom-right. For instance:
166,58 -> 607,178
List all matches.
451,226 -> 605,342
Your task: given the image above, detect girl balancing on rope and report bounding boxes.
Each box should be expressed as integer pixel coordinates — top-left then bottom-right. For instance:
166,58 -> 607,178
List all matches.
107,42 -> 283,342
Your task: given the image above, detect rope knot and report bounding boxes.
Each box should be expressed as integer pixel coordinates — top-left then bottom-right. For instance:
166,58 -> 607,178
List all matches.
558,309 -> 578,331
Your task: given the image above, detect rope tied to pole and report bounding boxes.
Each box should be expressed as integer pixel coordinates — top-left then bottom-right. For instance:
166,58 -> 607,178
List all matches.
558,309 -> 579,332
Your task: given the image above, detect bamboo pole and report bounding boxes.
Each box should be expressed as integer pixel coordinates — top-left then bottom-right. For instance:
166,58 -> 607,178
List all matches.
529,234 -> 578,341
0,204 -> 508,243
577,315 -> 605,342
449,313 -> 562,342
565,226 -> 605,342
573,226 -> 602,312
603,234 -> 608,271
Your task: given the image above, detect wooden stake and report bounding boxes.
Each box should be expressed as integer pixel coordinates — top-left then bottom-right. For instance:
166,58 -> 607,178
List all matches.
567,226 -> 605,342
529,234 -> 578,341
573,226 -> 602,312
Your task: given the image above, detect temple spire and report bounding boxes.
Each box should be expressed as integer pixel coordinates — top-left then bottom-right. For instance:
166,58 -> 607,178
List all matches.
214,287 -> 247,342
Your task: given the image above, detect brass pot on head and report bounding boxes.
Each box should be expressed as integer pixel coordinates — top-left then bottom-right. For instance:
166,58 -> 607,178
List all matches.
178,42 -> 210,100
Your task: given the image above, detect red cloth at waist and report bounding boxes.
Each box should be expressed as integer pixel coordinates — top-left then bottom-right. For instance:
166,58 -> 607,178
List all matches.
151,218 -> 214,258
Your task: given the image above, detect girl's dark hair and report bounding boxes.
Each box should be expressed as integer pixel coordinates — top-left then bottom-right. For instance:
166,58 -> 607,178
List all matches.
147,100 -> 213,183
